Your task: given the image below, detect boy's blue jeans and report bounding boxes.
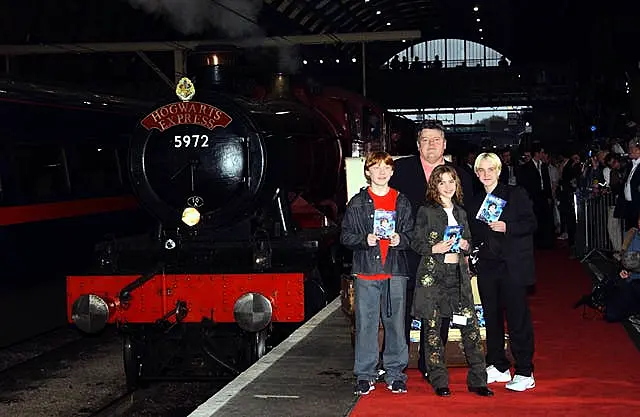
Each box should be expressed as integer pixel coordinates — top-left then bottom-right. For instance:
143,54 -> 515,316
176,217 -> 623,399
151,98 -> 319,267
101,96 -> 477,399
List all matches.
354,275 -> 408,385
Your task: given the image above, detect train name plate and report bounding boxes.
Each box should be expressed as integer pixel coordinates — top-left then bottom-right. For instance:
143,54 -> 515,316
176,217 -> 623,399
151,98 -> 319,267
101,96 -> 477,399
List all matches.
141,101 -> 233,132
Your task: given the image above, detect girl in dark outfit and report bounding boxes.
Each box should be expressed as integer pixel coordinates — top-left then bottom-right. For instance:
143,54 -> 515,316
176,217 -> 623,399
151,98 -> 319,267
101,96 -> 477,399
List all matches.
411,165 -> 493,397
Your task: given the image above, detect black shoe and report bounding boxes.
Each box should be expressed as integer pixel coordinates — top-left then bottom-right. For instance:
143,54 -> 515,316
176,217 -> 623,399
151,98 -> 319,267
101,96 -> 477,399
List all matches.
435,387 -> 451,397
354,380 -> 374,395
573,294 -> 593,309
388,380 -> 408,394
468,386 -> 494,397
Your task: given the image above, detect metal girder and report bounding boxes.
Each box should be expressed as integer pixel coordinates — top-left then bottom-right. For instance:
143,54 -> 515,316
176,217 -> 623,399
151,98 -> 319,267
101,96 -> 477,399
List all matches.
280,0 -> 362,39
345,0 -> 434,28
0,41 -> 198,56
0,31 -> 421,56
135,51 -> 175,89
258,30 -> 421,45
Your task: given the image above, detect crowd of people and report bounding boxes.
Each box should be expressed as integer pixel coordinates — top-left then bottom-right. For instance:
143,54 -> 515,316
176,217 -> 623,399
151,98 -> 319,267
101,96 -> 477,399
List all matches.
340,120 -> 538,397
341,122 -> 640,397
481,138 -> 639,324
561,138 -> 640,324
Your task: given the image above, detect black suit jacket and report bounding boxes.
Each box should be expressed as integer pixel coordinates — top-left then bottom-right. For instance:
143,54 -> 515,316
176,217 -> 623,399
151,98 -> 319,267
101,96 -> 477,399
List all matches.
499,164 -> 518,186
616,160 -> 640,221
468,183 -> 538,286
499,166 -> 509,185
389,155 -> 475,215
520,160 -> 552,200
389,155 -> 474,286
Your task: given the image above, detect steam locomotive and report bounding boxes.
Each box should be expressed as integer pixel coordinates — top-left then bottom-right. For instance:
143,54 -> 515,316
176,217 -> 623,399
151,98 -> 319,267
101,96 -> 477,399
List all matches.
65,70 -> 406,387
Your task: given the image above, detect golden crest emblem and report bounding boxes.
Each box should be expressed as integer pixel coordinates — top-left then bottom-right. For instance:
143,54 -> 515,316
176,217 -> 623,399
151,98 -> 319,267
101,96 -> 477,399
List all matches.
176,77 -> 195,102
420,274 -> 435,287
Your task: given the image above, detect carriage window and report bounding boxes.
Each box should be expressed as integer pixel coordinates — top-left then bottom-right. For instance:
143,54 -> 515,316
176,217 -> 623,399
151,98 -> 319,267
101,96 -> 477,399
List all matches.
67,144 -> 123,197
13,144 -> 70,203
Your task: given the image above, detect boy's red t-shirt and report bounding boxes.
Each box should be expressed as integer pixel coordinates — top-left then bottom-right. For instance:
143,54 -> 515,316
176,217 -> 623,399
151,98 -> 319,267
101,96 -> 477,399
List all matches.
358,187 -> 398,281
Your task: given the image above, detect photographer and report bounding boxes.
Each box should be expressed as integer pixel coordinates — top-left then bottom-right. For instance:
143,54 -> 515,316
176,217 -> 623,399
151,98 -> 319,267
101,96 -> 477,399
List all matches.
605,218 -> 640,322
582,150 -> 606,188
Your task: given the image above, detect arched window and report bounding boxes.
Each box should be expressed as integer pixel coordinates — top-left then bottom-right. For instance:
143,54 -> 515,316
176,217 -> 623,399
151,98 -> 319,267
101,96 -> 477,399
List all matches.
384,39 -> 510,69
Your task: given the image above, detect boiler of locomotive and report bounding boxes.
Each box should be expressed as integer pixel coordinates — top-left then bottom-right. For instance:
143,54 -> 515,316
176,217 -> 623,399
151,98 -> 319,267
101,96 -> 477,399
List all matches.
128,78 -> 341,232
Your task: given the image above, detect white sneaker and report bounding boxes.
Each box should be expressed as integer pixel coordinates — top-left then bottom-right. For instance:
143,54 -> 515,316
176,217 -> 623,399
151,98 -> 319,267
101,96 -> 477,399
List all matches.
506,374 -> 535,392
486,365 -> 512,383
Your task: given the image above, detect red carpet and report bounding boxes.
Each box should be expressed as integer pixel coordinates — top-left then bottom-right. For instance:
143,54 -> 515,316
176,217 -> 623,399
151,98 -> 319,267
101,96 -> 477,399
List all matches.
349,250 -> 640,417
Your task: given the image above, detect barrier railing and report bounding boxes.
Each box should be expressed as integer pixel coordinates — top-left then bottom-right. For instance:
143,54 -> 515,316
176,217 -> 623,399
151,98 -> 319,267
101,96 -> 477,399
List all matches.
574,188 -> 621,262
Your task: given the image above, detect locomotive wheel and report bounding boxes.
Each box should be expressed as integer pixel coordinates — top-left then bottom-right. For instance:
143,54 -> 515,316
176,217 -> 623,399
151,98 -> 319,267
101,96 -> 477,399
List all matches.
244,329 -> 268,366
123,335 -> 144,389
304,268 -> 327,319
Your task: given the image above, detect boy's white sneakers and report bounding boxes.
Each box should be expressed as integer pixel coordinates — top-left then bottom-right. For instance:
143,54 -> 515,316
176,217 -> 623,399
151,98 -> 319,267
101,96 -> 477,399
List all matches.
487,365 -> 535,391
486,365 -> 512,383
505,374 -> 536,392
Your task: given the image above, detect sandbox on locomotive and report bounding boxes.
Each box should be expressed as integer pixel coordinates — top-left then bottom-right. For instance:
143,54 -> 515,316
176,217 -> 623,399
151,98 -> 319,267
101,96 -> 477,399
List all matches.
65,76 -> 359,387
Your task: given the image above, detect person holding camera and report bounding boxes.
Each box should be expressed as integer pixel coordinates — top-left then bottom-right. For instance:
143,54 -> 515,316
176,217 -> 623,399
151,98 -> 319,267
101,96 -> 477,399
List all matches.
410,165 -> 492,397
606,215 -> 640,322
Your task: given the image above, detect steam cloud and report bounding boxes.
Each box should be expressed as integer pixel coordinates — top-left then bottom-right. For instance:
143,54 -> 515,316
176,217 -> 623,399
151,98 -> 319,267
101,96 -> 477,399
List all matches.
127,0 -> 263,37
127,0 -> 301,73
276,45 -> 301,74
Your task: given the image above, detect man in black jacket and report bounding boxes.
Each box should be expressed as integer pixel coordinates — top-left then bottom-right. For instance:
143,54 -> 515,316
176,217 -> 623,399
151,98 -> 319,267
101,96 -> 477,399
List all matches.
616,137 -> 640,231
519,145 -> 554,249
389,119 -> 474,377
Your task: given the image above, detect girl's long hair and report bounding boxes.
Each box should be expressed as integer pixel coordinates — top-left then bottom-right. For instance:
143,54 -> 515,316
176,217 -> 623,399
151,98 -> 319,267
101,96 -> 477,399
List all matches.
426,165 -> 464,206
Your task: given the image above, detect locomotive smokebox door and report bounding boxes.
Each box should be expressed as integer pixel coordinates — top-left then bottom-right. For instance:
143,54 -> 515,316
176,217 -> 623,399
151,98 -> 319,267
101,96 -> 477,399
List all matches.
130,82 -> 266,230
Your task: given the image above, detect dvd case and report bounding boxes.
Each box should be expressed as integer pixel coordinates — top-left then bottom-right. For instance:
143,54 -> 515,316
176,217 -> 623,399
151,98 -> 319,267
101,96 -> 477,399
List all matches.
475,193 -> 507,224
443,225 -> 464,253
373,209 -> 396,239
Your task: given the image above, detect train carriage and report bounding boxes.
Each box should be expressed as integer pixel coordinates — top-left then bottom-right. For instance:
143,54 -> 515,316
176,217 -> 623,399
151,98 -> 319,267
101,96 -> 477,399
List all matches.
0,79 -> 156,347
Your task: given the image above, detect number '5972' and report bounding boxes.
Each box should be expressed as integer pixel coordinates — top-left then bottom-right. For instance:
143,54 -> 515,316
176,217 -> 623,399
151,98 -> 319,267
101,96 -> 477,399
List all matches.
174,135 -> 210,148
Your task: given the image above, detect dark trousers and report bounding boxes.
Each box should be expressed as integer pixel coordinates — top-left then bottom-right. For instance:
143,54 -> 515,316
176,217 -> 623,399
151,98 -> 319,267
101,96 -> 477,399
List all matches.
404,287 -> 449,375
605,279 -> 640,322
533,195 -> 555,249
559,191 -> 576,245
477,260 -> 535,376
405,287 -> 415,347
418,317 -> 450,376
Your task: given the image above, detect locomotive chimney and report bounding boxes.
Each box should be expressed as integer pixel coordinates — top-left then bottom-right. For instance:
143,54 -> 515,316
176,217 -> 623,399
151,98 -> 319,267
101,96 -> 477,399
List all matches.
194,51 -> 235,93
267,73 -> 291,99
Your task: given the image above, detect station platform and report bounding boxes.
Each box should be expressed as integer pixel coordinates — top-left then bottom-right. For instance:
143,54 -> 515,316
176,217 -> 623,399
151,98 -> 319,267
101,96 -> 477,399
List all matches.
188,248 -> 640,417
188,298 -> 357,417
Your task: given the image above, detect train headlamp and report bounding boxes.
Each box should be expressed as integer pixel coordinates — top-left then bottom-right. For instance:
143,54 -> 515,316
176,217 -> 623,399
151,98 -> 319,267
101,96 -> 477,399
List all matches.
181,207 -> 201,226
